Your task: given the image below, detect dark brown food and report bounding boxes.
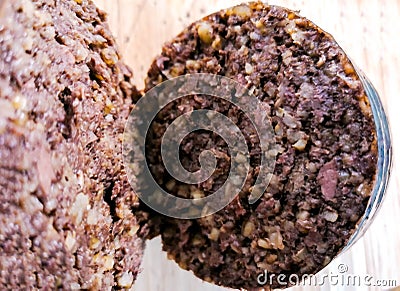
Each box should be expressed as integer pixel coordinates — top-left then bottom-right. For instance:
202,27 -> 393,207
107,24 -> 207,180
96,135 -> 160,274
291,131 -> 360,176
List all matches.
0,0 -> 143,289
143,2 -> 378,290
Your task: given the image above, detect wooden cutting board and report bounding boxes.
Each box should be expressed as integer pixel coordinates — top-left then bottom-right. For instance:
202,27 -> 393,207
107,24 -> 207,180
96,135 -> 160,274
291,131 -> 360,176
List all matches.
94,1 -> 400,290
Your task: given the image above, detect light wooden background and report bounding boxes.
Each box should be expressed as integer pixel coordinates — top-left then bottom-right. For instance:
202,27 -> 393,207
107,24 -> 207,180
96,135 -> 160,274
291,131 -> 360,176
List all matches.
94,1 -> 400,290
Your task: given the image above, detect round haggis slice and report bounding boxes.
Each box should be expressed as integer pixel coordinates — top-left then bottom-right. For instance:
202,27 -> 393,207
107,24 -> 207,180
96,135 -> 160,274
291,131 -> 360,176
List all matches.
0,0 -> 143,289
143,2 -> 378,290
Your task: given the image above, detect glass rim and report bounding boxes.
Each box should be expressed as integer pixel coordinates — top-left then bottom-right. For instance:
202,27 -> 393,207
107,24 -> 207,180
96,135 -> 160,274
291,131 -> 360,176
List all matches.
343,67 -> 393,250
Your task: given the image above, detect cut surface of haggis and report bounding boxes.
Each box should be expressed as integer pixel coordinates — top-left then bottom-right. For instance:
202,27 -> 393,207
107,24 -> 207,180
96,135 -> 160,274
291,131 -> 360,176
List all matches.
143,2 -> 378,290
0,0 -> 143,289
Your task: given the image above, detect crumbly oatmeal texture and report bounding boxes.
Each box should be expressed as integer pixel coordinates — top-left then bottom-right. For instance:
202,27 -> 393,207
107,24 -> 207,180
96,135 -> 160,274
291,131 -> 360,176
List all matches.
143,2 -> 378,290
0,0 -> 143,289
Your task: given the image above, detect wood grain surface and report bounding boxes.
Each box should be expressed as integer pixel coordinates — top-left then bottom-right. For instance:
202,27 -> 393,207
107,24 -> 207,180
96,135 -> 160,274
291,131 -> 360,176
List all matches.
94,1 -> 400,290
